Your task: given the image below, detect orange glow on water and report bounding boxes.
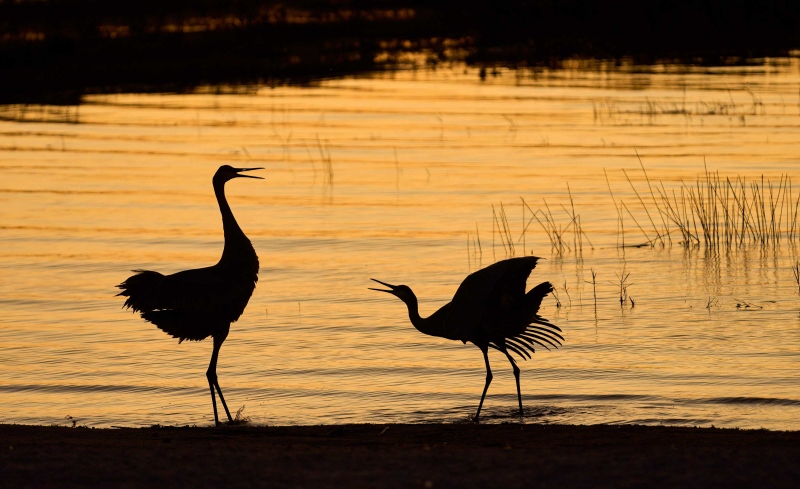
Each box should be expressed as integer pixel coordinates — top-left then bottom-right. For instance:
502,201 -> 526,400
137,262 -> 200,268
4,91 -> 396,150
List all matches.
2,61 -> 800,428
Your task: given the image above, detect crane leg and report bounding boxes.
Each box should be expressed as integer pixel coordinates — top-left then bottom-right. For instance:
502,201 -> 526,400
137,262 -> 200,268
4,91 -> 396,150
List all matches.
504,351 -> 523,418
474,346 -> 493,422
207,335 -> 234,426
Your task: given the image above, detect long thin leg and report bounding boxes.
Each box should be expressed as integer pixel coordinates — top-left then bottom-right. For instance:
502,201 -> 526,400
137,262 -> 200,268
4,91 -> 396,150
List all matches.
207,377 -> 219,426
206,335 -> 233,425
213,380 -> 233,423
474,346 -> 493,422
504,350 -> 523,418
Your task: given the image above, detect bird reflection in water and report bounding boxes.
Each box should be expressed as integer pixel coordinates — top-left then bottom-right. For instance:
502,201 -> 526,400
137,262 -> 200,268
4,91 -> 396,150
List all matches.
371,256 -> 562,421
117,165 -> 262,426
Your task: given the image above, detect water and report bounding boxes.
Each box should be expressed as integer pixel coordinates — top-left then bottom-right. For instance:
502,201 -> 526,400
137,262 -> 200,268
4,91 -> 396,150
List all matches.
2,59 -> 800,429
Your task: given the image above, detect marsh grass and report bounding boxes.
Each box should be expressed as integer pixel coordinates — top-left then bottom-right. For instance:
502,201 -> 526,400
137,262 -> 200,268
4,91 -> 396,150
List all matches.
613,269 -> 632,306
551,287 -> 562,308
492,203 -> 516,259
316,137 -> 334,188
467,224 -> 483,270
0,104 -> 80,124
608,161 -> 800,252
587,269 -> 598,314
593,89 -> 765,125
516,185 -> 593,257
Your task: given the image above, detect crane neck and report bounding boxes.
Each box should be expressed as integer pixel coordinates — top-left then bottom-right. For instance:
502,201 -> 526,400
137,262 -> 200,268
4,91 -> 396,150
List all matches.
404,294 -> 445,338
213,178 -> 251,262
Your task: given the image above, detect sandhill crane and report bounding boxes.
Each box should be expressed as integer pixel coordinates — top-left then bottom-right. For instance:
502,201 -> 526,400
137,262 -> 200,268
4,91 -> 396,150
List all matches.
117,165 -> 262,426
370,256 -> 562,421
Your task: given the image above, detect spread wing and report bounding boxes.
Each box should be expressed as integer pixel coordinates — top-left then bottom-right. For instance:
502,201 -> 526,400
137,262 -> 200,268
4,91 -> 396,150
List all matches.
442,256 -> 541,341
498,281 -> 563,360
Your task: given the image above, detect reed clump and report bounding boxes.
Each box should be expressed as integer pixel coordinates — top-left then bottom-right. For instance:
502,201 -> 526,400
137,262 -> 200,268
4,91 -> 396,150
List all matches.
614,269 -> 632,306
610,160 -> 800,251
515,185 -> 593,257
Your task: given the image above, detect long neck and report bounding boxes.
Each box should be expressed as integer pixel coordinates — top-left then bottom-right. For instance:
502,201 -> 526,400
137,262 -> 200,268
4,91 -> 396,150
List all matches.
214,179 -> 249,261
404,295 -> 446,338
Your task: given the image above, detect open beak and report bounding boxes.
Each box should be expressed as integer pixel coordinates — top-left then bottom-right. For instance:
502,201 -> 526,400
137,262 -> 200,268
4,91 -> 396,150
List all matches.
369,278 -> 398,294
234,167 -> 264,179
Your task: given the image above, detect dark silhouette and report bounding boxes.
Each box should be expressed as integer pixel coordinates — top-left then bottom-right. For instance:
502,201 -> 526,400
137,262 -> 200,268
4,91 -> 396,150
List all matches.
371,256 -> 562,421
4,1 -> 800,104
117,165 -> 262,426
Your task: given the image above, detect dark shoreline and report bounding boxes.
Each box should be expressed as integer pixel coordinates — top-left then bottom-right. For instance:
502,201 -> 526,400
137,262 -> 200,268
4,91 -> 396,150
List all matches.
2,422 -> 799,487
3,0 -> 800,105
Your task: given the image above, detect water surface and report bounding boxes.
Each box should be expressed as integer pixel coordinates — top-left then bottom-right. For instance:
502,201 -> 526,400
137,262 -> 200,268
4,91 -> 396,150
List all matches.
2,60 -> 800,428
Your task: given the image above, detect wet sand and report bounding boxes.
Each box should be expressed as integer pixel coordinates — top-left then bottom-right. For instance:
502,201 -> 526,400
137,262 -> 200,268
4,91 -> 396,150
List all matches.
1,423 -> 799,488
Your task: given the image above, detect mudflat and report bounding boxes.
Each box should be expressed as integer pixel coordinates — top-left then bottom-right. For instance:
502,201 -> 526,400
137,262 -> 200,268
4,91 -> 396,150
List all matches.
1,423 -> 798,488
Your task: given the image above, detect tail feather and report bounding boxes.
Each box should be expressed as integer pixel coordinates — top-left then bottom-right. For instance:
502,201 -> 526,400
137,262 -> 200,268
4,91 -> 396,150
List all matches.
117,269 -> 225,343
506,340 -> 533,358
117,270 -> 164,313
504,281 -> 563,360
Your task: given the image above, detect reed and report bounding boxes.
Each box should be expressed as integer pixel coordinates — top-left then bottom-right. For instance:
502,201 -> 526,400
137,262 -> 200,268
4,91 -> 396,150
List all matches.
551,287 -> 562,309
563,280 -> 572,309
316,137 -> 334,187
792,261 -> 800,295
467,224 -> 484,270
487,164 -> 798,261
614,269 -> 631,306
492,204 -> 516,257
618,163 -> 800,251
518,191 -> 592,256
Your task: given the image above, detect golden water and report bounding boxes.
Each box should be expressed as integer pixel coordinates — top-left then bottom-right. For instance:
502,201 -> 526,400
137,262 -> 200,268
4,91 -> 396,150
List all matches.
2,59 -> 800,428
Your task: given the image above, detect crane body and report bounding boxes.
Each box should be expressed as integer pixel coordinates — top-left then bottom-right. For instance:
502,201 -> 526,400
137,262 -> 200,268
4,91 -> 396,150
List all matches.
371,256 -> 562,421
117,165 -> 262,425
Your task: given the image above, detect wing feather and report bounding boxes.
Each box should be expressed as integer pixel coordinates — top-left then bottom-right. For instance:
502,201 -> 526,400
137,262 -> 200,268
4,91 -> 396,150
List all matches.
443,257 -> 540,340
118,264 -> 257,342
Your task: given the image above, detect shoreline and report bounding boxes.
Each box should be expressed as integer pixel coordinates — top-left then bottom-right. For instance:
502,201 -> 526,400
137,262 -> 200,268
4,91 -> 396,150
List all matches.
2,422 -> 799,487
3,1 -> 800,104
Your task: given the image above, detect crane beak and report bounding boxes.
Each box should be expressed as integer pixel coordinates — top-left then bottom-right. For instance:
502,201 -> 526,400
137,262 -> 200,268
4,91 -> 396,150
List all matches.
369,278 -> 398,294
234,167 -> 264,179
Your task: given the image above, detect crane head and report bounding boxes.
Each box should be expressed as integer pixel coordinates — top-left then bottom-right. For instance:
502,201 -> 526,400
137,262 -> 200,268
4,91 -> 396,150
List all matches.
214,165 -> 264,182
369,279 -> 415,303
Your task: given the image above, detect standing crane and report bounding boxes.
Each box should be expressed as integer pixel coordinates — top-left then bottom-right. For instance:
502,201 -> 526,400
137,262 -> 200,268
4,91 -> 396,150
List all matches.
117,165 -> 262,426
370,256 -> 562,421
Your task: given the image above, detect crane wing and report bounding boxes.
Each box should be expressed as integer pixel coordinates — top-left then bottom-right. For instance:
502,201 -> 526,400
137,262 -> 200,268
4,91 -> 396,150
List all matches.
117,265 -> 257,341
155,267 -> 255,317
500,281 -> 563,360
442,256 -> 541,341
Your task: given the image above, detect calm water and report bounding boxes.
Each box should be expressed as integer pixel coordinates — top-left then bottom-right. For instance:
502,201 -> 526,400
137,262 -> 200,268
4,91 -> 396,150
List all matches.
2,59 -> 800,429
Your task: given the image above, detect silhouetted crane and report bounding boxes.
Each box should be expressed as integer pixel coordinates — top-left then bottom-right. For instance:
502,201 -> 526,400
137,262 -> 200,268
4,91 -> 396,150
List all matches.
117,165 -> 262,426
370,256 -> 562,421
